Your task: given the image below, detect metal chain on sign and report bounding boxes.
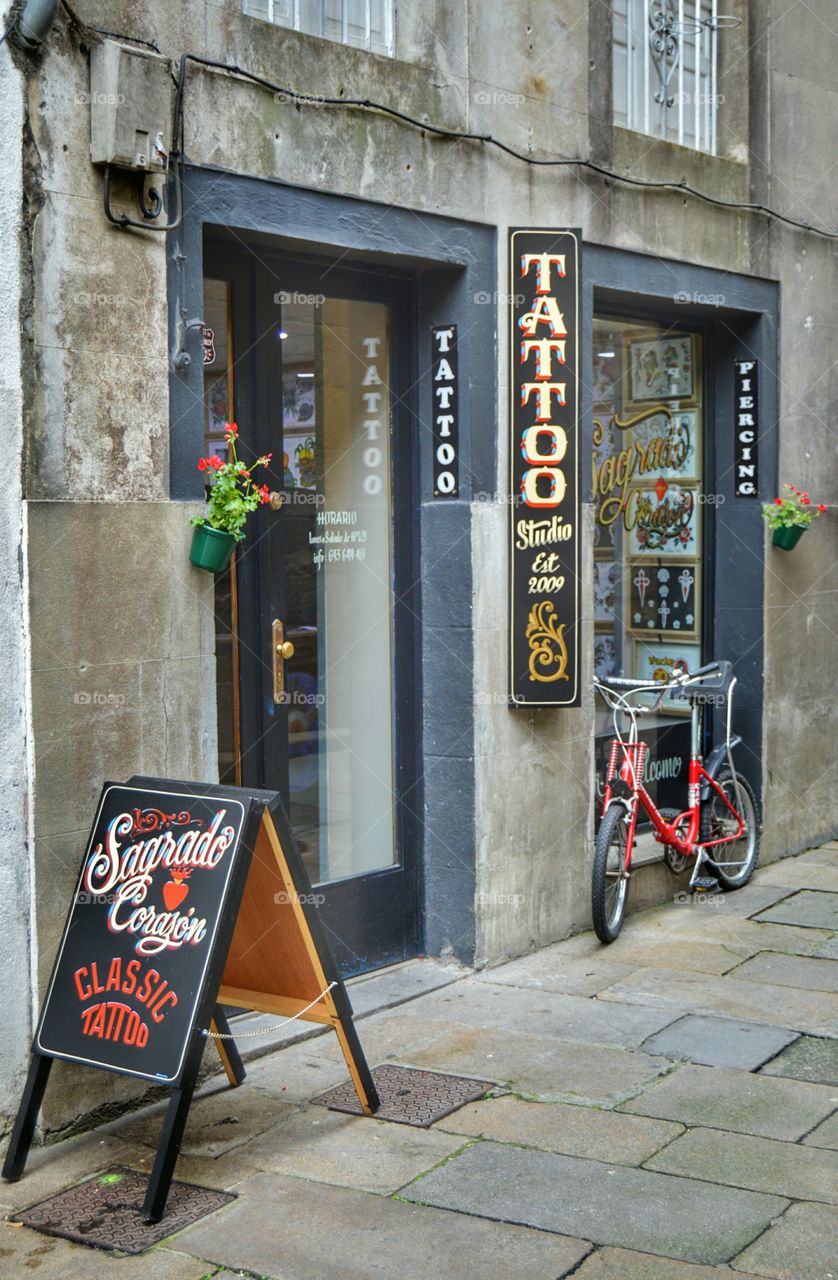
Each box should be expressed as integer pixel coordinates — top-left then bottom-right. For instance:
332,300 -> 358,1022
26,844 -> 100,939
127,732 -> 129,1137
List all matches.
203,982 -> 338,1039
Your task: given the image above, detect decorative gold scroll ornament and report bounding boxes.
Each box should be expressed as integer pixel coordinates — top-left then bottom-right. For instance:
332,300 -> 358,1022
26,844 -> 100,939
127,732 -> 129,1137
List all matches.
526,601 -> 569,683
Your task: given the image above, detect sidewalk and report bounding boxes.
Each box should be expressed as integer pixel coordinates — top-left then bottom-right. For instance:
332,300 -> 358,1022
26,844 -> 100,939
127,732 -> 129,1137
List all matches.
3,844 -> 837,1280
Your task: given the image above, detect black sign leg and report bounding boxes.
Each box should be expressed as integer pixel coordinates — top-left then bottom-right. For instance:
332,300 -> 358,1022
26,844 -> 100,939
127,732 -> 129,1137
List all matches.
211,1006 -> 245,1087
2,1053 -> 53,1182
141,1056 -> 202,1223
334,1016 -> 380,1114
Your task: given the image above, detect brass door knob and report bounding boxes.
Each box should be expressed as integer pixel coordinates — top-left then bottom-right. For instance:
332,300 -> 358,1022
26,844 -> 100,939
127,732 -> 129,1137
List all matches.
276,640 -> 295,659
268,491 -> 284,511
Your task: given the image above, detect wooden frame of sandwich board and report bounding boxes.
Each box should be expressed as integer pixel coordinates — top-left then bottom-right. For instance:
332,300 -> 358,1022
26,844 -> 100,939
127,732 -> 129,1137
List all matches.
2,777 -> 379,1224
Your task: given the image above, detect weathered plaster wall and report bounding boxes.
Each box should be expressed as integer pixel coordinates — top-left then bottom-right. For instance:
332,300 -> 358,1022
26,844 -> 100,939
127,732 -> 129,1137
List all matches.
0,41 -> 36,1129
9,0 -> 837,1129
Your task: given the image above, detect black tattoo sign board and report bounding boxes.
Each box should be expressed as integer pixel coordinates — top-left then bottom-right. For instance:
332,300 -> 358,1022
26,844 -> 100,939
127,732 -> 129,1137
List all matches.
3,778 -> 378,1223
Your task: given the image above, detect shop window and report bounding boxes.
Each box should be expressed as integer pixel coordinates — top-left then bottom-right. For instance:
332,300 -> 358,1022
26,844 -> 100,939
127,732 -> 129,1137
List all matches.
593,317 -> 703,803
613,0 -> 719,154
243,0 -> 394,57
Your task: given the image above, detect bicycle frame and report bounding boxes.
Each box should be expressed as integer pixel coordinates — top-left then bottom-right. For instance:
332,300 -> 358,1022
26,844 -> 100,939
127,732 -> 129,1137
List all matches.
598,677 -> 745,882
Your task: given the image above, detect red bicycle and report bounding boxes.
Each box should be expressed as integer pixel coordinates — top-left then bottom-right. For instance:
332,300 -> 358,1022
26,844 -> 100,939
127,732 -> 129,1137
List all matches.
592,661 -> 760,943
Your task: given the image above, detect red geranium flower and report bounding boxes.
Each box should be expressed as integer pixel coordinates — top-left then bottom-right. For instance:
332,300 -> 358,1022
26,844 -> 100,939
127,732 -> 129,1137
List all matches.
224,422 -> 239,438
198,457 -> 209,471
819,503 -> 827,513
258,484 -> 270,504
774,497 -> 782,505
209,455 -> 224,470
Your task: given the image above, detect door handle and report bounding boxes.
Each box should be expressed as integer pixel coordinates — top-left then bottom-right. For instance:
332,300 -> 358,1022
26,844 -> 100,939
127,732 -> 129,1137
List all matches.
268,490 -> 284,511
272,619 -> 295,702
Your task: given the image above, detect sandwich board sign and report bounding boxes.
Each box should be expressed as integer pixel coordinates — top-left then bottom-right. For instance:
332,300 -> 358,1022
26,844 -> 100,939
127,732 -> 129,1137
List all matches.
3,777 -> 379,1222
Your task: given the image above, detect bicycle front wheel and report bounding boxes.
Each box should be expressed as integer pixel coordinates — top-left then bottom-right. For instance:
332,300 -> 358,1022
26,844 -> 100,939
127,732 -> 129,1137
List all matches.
702,766 -> 760,890
592,802 -> 631,943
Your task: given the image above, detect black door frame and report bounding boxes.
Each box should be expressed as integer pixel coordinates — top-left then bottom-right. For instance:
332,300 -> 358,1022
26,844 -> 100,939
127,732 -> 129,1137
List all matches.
203,231 -> 423,975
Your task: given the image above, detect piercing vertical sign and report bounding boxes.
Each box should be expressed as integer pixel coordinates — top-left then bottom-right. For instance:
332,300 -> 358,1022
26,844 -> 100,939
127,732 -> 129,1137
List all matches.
734,358 -> 759,497
509,229 -> 581,706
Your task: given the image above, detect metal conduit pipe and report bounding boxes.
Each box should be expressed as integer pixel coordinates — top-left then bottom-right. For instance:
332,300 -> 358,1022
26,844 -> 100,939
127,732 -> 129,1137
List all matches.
15,0 -> 60,48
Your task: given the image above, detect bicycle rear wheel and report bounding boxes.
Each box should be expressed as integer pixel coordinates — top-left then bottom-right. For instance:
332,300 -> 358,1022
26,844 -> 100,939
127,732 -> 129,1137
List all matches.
701,766 -> 760,889
592,802 -> 631,943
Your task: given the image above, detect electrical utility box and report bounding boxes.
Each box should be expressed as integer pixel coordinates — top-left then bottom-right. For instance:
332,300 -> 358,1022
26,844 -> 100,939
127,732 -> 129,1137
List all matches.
89,40 -> 173,172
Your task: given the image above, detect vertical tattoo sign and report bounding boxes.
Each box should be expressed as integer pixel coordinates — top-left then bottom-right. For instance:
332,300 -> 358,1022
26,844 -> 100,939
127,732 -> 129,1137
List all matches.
431,325 -> 459,496
509,230 -> 581,707
734,358 -> 759,497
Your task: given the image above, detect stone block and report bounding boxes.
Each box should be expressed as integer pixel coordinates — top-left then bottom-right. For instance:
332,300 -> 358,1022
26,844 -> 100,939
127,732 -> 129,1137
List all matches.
732,1201 -> 838,1279
640,1014 -> 799,1071
174,1170 -> 591,1280
436,1094 -> 683,1165
402,1141 -> 787,1265
754,891 -> 838,931
730,952 -> 838,992
619,1063 -> 837,1140
646,1125 -> 838,1203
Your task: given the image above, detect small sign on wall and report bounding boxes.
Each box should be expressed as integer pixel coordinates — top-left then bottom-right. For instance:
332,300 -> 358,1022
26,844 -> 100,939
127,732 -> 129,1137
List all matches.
431,325 -> 459,497
734,358 -> 759,497
509,229 -> 581,707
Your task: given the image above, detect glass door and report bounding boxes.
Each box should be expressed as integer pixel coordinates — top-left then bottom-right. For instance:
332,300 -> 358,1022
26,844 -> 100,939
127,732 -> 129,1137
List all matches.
204,240 -> 420,975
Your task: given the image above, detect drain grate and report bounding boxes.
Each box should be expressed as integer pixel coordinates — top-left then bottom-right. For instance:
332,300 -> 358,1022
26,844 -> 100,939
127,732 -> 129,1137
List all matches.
12,1167 -> 235,1255
311,1064 -> 496,1128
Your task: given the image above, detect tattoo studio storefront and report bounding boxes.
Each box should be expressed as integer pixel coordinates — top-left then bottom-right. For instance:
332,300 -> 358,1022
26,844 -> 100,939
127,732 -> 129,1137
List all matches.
508,234 -> 777,841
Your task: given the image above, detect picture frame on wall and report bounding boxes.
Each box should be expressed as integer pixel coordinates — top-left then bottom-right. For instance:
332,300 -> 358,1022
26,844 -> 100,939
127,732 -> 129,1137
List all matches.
594,559 -> 618,624
632,637 -> 703,714
616,405 -> 701,484
627,481 -> 700,558
624,331 -> 698,409
594,627 -> 619,680
626,558 -> 700,639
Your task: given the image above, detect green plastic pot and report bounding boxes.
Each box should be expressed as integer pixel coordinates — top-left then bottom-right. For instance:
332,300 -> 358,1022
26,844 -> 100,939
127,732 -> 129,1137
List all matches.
189,523 -> 237,573
771,524 -> 805,551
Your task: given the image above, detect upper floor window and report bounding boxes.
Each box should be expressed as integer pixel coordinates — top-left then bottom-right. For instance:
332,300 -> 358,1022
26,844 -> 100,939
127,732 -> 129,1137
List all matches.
613,0 -> 722,154
243,0 -> 394,57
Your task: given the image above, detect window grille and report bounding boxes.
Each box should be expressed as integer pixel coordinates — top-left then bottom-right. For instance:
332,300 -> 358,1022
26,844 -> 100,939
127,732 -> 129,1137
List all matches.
613,0 -> 723,153
243,0 -> 395,58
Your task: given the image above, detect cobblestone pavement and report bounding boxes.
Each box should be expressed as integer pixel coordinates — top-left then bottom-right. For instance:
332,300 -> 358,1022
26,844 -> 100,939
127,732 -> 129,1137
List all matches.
2,844 -> 837,1279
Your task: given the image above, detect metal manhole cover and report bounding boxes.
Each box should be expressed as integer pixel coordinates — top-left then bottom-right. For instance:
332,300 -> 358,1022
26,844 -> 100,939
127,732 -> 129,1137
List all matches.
311,1064 -> 496,1127
12,1167 -> 235,1255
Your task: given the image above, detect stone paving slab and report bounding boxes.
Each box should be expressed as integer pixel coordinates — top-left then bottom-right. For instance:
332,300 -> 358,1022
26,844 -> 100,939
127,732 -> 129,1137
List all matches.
595,912 -> 834,963
240,1041 -> 353,1103
435,1095 -> 683,1165
802,1109 -> 838,1151
756,858 -> 838,892
0,1230 -> 210,1280
732,1201 -> 838,1279
235,1104 -> 469,1194
598,965 -> 838,1036
475,952 -> 638,996
104,1085 -> 299,1158
402,1025 -> 673,1106
759,1034 -> 838,1085
174,1171 -> 592,1280
0,1134 -> 135,1215
813,934 -> 838,959
728,951 -> 838,992
346,958 -> 466,1017
570,1245 -> 770,1279
754,889 -> 838,931
618,1063 -> 838,1139
690,883 -> 797,917
645,1125 -> 838,1203
640,1014 -> 798,1070
401,1141 -> 787,1266
409,978 -> 683,1048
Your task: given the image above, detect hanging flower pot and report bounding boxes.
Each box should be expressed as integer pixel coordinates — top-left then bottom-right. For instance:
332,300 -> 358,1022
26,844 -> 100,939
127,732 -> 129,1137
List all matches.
762,483 -> 827,552
771,524 -> 805,551
189,422 -> 272,574
189,523 -> 237,573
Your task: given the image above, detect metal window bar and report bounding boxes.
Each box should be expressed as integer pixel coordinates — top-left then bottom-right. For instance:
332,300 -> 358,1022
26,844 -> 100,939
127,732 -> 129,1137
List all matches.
626,0 -> 634,131
643,0 -> 650,136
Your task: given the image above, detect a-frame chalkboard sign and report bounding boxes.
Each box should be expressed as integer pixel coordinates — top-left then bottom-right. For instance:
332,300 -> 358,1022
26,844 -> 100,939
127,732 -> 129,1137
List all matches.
3,777 -> 379,1223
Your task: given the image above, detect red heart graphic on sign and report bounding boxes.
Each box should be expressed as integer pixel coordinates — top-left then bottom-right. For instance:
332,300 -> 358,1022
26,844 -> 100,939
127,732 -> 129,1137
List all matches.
655,476 -> 668,502
163,880 -> 189,911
